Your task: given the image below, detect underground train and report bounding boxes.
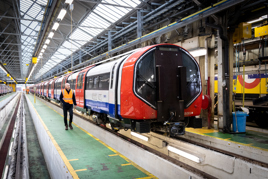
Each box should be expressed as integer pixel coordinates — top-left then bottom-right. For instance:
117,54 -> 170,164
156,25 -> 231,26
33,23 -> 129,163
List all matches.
0,84 -> 13,95
30,44 -> 202,136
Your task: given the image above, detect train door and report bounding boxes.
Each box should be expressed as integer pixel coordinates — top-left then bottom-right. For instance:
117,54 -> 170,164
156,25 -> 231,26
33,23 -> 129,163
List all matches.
108,62 -> 118,117
76,72 -> 85,107
154,49 -> 185,122
61,77 -> 67,92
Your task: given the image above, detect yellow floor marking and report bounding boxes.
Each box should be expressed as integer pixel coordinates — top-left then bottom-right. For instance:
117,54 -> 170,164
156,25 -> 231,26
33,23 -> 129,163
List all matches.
136,176 -> 158,179
32,95 -> 156,177
26,95 -> 79,179
186,127 -> 218,134
74,169 -> 87,172
68,159 -> 79,161
109,154 -> 118,157
121,163 -> 132,166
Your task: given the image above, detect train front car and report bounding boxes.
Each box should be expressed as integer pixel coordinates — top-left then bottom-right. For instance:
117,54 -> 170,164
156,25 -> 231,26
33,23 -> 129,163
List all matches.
119,44 -> 202,136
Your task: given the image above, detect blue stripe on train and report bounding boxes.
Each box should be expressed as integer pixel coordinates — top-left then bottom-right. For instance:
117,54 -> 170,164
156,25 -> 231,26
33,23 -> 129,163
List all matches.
85,99 -> 121,118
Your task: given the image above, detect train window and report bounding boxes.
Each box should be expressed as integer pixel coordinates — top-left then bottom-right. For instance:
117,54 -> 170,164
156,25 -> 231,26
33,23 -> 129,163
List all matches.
135,51 -> 157,107
99,73 -> 110,90
62,77 -> 66,88
77,73 -> 84,89
86,77 -> 93,89
93,76 -> 99,89
110,63 -> 117,89
182,52 -> 201,107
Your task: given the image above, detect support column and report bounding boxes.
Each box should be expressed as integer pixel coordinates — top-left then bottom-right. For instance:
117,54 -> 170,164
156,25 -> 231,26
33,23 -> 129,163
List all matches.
217,30 -> 224,130
108,31 -> 112,51
228,32 -> 234,122
79,50 -> 82,64
209,36 -> 216,128
137,10 -> 142,38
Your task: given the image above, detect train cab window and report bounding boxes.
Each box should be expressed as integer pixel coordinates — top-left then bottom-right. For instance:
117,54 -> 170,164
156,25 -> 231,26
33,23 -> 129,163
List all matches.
182,52 -> 201,107
99,73 -> 110,90
93,77 -> 99,89
135,51 -> 157,107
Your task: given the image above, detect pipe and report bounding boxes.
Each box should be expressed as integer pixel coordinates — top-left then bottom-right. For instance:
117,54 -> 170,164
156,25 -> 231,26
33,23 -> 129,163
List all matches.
205,35 -> 212,128
207,76 -> 211,129
206,17 -> 231,133
205,37 -> 209,81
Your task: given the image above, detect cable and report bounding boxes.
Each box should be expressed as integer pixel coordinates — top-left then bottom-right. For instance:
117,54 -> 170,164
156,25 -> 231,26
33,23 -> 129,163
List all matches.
70,4 -> 74,73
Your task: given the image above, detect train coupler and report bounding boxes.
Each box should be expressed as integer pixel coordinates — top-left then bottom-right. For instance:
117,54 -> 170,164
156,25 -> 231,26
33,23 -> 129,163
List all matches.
169,122 -> 185,136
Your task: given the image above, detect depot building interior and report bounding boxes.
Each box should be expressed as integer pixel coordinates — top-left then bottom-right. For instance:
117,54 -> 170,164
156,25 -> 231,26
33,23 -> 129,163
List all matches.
1,0 -> 268,178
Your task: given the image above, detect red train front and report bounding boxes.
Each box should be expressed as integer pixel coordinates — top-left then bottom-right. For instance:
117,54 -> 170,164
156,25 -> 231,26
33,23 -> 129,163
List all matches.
118,44 -> 202,135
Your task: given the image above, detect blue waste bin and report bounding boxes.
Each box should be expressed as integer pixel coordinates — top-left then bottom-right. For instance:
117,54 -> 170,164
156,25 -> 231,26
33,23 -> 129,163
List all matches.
232,111 -> 248,132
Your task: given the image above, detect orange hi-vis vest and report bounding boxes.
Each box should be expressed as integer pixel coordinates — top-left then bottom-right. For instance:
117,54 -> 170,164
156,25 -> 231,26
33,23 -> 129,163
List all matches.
63,89 -> 73,104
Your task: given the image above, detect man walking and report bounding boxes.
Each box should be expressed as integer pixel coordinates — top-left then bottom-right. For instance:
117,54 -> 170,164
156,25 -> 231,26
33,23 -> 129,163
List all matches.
60,83 -> 77,130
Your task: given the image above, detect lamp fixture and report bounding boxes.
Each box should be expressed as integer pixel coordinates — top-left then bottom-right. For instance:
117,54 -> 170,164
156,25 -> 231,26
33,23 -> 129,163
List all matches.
57,9 -> 67,21
189,48 -> 207,57
65,0 -> 73,5
48,32 -> 54,38
130,132 -> 149,141
45,39 -> 50,44
167,145 -> 201,163
52,22 -> 60,31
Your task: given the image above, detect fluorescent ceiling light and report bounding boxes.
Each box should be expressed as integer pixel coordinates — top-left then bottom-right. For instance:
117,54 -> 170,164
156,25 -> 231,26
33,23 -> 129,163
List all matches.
57,9 -> 67,21
189,48 -> 207,57
48,32 -> 54,38
247,15 -> 268,24
43,45 -> 47,49
130,132 -> 149,141
65,0 -> 73,5
52,22 -> 60,31
0,65 -> 7,74
45,39 -> 50,44
167,146 -> 201,163
41,49 -> 45,53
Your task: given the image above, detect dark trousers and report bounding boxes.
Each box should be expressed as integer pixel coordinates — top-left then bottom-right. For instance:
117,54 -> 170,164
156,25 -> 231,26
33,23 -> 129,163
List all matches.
63,104 -> 73,126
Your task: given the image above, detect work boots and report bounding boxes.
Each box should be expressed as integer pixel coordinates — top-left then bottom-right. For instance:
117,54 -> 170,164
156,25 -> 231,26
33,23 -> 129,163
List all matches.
69,123 -> 73,130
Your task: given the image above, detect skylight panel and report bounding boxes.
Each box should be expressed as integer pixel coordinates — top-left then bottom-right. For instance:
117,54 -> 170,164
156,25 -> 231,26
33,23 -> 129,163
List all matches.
57,48 -> 72,56
99,5 -> 122,19
62,41 -> 77,49
27,3 -> 41,18
124,0 -> 139,7
20,0 -> 32,14
94,6 -> 118,23
21,20 -> 31,28
70,28 -> 92,41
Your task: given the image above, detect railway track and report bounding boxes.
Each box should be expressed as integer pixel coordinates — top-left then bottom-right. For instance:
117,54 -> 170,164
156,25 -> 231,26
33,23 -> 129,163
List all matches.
35,94 -> 268,178
0,94 -> 21,177
34,94 -> 216,179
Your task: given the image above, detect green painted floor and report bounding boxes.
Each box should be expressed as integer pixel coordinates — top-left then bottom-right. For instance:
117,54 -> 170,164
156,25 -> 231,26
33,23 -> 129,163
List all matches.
205,131 -> 268,150
26,95 -> 155,179
0,92 -> 14,102
186,128 -> 268,151
24,96 -> 50,179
